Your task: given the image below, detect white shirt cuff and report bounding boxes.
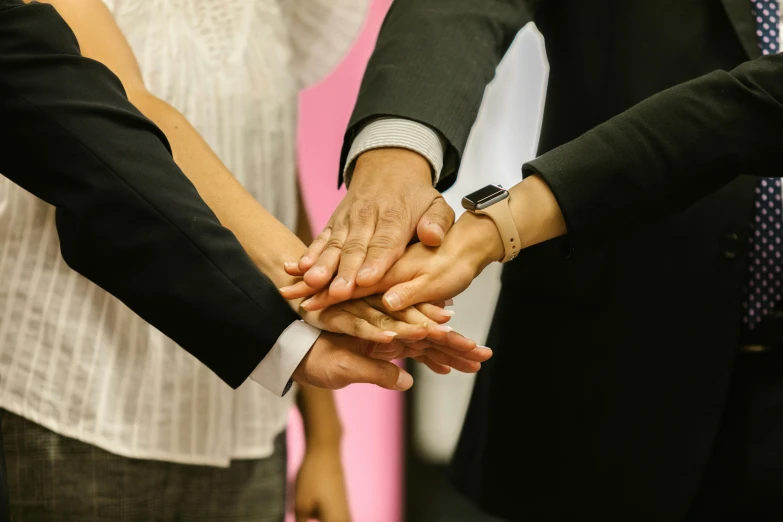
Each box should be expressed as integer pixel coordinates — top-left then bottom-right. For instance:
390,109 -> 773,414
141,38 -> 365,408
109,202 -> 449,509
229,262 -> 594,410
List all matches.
343,118 -> 446,187
250,320 -> 322,396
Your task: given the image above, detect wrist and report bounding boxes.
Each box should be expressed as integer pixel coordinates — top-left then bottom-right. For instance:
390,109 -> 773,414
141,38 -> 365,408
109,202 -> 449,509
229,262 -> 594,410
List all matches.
351,148 -> 433,189
444,212 -> 505,275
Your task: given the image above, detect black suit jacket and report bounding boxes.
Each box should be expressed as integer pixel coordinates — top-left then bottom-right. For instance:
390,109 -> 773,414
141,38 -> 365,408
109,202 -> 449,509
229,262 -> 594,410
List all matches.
0,0 -> 298,389
344,1 -> 776,520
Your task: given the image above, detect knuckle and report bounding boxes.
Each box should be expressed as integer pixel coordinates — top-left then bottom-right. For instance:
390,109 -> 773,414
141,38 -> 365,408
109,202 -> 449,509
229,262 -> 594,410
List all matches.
341,239 -> 368,257
368,233 -> 399,253
352,317 -> 368,333
379,206 -> 408,225
350,202 -> 379,224
323,237 -> 345,251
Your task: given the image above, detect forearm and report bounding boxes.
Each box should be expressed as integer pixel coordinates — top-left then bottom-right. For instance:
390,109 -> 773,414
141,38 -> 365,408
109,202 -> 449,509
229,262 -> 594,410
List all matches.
129,93 -> 304,289
296,384 -> 343,450
0,1 -> 298,387
344,0 -> 535,186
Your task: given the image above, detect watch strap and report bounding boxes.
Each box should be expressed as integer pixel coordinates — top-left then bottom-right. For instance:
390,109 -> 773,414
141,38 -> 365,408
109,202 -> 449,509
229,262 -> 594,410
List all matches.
476,196 -> 521,263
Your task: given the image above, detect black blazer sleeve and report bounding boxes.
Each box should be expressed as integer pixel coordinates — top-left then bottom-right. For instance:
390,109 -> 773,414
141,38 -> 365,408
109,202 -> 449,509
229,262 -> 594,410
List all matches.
0,1 -> 299,388
522,53 -> 783,254
340,0 -> 536,191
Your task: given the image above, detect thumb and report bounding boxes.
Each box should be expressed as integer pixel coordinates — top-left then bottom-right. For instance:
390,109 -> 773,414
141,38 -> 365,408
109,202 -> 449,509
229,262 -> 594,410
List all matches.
341,352 -> 413,391
381,276 -> 433,312
416,197 -> 455,247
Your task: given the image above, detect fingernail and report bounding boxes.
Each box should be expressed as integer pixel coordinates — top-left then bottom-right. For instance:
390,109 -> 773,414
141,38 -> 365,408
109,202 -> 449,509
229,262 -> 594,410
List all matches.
332,276 -> 351,289
441,309 -> 456,317
301,298 -> 313,310
427,222 -> 444,240
445,299 -> 454,306
396,372 -> 413,390
383,331 -> 398,338
384,293 -> 401,310
435,325 -> 454,333
278,286 -> 293,293
358,267 -> 374,280
284,261 -> 297,270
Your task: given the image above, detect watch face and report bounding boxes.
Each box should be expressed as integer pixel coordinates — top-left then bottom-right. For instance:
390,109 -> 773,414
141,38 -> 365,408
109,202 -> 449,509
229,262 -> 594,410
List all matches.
462,185 -> 508,211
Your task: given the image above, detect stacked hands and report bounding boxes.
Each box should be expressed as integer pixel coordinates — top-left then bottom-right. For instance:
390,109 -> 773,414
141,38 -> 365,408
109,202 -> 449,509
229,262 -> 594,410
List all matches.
279,149 -> 511,392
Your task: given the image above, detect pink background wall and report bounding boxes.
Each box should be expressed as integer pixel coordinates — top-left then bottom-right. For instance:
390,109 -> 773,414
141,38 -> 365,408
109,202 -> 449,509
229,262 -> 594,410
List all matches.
286,1 -> 401,521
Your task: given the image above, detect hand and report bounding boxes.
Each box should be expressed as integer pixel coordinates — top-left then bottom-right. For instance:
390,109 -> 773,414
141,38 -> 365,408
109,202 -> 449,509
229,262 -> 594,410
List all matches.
292,332 -> 415,391
282,211 -> 505,312
294,442 -> 351,522
299,295 -> 461,345
290,148 -> 455,300
363,337 -> 492,375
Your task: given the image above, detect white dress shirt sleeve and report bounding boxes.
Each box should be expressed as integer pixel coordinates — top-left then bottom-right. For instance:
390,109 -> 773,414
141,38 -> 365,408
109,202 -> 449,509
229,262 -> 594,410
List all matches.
250,320 -> 322,396
343,118 -> 447,187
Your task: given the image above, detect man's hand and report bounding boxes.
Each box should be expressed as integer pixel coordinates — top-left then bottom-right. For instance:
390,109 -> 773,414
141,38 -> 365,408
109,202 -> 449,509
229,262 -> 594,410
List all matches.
283,211 -> 505,312
291,148 -> 455,300
292,332 -> 414,391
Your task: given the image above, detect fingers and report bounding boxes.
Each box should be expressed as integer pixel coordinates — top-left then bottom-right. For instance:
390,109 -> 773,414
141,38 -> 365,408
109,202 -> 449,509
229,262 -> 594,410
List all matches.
278,280 -> 320,300
342,353 -> 413,391
382,276 -> 433,312
416,196 -> 455,247
298,226 -> 332,273
426,342 -> 492,363
304,226 -> 349,289
341,301 -> 429,341
414,355 -> 451,374
355,208 -> 411,288
415,302 -> 455,324
301,284 -> 376,311
422,348 -> 482,373
320,309 -> 400,343
436,330 -> 478,352
284,260 -> 305,277
328,205 -> 379,301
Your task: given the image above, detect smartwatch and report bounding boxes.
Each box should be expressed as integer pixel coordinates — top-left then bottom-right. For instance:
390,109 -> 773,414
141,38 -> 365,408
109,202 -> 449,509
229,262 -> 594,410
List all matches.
461,184 -> 521,263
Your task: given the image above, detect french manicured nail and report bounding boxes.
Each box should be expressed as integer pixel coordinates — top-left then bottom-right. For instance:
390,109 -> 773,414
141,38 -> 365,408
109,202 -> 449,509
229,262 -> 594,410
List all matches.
284,261 -> 297,269
383,331 -> 398,338
441,309 -> 456,317
445,299 -> 454,306
300,256 -> 311,265
300,298 -> 313,309
384,293 -> 401,310
358,267 -> 374,280
435,325 -> 454,333
278,286 -> 293,293
396,372 -> 413,390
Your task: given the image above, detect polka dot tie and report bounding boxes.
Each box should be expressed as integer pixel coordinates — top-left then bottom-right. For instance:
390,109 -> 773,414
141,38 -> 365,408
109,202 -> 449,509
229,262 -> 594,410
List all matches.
743,0 -> 781,329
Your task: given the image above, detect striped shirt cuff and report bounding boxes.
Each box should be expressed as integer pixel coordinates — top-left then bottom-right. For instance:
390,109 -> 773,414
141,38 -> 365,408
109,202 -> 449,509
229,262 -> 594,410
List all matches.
344,118 -> 446,187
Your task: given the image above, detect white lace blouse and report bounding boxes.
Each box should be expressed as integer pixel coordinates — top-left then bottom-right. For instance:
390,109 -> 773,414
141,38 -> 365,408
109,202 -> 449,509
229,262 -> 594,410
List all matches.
0,0 -> 368,466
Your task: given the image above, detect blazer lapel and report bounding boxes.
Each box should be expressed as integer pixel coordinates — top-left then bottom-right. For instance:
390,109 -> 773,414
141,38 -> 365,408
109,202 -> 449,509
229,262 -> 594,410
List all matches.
721,0 -> 762,59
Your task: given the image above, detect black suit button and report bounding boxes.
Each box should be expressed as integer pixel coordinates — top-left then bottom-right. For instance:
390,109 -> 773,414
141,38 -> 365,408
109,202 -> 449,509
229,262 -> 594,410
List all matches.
725,232 -> 739,241
724,251 -> 737,259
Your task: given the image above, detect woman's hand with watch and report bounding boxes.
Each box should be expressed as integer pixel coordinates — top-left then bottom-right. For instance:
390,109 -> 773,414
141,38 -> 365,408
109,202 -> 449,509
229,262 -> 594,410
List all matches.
280,174 -> 567,312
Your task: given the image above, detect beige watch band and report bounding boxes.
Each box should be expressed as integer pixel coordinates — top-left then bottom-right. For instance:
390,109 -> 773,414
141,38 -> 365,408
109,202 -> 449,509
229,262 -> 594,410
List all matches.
475,196 -> 521,263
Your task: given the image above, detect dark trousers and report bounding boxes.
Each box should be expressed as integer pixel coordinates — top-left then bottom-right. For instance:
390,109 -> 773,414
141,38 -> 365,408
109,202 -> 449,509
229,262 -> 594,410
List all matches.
684,351 -> 783,521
